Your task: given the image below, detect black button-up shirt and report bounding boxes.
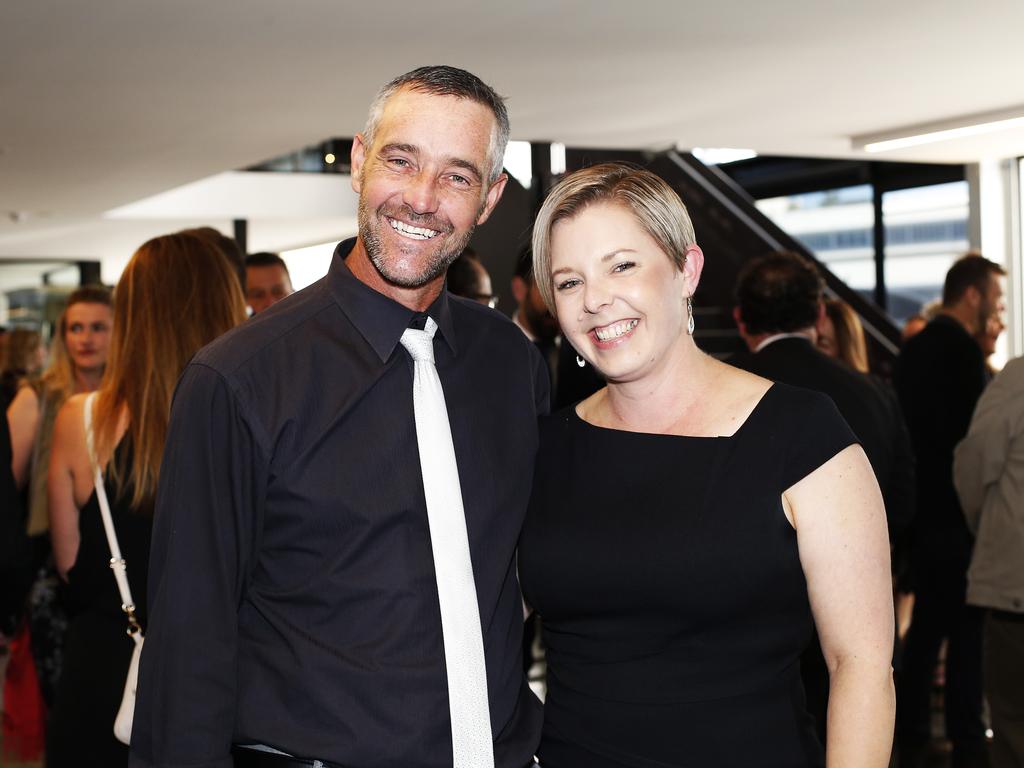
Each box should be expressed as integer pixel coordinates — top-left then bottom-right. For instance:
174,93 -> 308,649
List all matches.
130,240 -> 549,768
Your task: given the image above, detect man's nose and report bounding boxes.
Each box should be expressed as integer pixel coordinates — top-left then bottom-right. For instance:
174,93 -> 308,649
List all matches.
403,171 -> 440,215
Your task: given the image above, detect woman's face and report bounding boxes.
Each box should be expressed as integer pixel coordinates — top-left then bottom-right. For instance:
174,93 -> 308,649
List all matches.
64,302 -> 113,374
549,202 -> 694,383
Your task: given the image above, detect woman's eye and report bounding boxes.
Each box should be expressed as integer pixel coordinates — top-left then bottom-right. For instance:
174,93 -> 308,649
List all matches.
556,278 -> 581,291
612,261 -> 636,273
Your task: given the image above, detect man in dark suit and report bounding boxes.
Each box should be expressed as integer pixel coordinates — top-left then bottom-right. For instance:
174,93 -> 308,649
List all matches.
894,253 -> 1006,768
730,251 -> 915,743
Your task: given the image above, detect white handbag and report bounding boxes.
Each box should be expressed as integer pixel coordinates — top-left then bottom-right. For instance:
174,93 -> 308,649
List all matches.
83,392 -> 144,745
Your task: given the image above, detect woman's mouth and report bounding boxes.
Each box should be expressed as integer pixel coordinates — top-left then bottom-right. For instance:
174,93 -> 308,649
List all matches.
591,319 -> 639,344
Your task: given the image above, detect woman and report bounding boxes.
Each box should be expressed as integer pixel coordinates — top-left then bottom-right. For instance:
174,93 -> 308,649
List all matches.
817,298 -> 870,373
8,286 -> 114,534
518,164 -> 895,767
5,288 -> 113,702
1,327 -> 44,404
45,233 -> 246,765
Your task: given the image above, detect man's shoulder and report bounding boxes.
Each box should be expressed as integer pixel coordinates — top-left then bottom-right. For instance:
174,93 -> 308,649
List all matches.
192,277 -> 336,378
448,294 -> 534,352
899,318 -> 981,375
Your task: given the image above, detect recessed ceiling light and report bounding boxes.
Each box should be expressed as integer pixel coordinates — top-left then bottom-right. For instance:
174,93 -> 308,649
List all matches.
324,153 -> 336,164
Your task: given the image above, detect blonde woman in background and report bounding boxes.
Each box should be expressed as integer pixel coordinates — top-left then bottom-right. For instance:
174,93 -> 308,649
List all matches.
817,298 -> 870,374
3,288 -> 113,717
45,234 -> 246,766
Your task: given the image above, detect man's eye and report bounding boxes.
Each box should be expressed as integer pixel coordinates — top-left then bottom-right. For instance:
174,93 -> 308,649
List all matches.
448,174 -> 470,186
388,158 -> 411,168
69,324 -> 83,332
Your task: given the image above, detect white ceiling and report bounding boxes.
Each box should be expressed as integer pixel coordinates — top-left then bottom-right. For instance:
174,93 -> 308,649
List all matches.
2,0 -> 1023,276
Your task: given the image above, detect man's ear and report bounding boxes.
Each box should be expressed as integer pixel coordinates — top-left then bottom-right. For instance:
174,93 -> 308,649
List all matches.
732,305 -> 746,334
476,173 -> 508,226
350,134 -> 367,194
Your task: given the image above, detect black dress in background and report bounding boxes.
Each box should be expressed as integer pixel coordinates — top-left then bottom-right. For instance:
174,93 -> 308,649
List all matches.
519,383 -> 857,768
47,443 -> 152,767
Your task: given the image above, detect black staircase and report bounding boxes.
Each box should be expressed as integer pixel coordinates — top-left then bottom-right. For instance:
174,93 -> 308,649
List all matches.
563,148 -> 903,372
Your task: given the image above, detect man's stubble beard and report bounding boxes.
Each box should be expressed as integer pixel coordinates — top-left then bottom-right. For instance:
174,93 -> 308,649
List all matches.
358,196 -> 480,289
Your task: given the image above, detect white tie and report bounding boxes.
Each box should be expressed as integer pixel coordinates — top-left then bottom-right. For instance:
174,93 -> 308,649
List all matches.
400,317 -> 495,768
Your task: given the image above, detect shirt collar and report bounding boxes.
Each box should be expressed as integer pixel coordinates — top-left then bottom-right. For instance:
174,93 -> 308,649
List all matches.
754,331 -> 814,353
327,238 -> 458,362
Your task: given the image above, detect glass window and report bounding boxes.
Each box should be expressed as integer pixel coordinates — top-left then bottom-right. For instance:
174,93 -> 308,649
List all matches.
755,184 -> 876,293
882,181 -> 969,325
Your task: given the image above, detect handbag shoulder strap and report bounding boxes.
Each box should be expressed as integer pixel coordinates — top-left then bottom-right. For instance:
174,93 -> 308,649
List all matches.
82,393 -> 141,635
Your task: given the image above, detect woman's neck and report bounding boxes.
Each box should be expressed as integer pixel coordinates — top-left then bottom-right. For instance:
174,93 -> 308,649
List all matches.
72,367 -> 103,394
594,339 -> 722,435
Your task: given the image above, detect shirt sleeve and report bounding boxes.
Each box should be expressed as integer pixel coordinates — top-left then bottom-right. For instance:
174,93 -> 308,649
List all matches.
780,389 -> 859,491
129,363 -> 268,768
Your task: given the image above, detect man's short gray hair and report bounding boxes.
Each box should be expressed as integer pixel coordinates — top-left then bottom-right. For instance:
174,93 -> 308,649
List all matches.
362,65 -> 510,183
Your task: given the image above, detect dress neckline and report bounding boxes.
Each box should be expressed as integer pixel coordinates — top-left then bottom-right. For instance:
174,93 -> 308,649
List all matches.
570,382 -> 776,441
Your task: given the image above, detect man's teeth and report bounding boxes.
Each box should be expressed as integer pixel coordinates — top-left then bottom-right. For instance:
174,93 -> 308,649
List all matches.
388,218 -> 439,240
595,319 -> 638,341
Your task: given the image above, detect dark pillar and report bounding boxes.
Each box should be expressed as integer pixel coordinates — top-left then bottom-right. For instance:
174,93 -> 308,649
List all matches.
233,219 -> 248,257
78,260 -> 102,286
872,182 -> 887,311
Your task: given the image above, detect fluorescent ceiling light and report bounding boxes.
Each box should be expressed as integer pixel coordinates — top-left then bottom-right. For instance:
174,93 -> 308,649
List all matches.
852,106 -> 1024,153
690,147 -> 757,165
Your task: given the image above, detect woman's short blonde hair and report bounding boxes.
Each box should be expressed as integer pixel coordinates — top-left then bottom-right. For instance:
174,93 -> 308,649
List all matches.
531,162 -> 697,311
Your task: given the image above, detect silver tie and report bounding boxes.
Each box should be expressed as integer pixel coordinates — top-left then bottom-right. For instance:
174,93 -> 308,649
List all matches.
399,317 -> 494,768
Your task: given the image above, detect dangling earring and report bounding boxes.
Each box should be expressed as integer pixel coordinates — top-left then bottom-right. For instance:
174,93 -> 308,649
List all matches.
686,295 -> 695,335
576,354 -> 586,368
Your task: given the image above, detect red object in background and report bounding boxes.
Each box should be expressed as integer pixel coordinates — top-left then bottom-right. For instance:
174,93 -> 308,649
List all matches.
2,622 -> 46,762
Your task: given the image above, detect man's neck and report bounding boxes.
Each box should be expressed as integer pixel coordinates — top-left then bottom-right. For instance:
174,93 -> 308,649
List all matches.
346,238 -> 444,312
939,306 -> 978,336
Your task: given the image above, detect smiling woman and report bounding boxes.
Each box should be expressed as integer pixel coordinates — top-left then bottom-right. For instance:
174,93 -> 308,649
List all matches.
519,163 -> 896,768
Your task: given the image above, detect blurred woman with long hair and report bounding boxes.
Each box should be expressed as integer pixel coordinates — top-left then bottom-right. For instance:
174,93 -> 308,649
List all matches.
45,233 -> 246,765
816,298 -> 870,374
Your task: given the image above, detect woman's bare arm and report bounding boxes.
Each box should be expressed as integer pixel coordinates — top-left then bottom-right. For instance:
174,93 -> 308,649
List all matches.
785,444 -> 895,768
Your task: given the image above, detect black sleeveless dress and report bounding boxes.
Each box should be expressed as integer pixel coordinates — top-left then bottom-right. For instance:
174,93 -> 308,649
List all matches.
46,443 -> 152,767
518,383 -> 857,768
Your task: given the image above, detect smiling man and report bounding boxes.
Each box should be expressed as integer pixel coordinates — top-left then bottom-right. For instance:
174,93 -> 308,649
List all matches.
130,67 -> 549,768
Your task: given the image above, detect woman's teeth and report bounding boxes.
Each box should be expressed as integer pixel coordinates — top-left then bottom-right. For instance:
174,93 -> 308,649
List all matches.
595,319 -> 638,341
388,218 -> 439,240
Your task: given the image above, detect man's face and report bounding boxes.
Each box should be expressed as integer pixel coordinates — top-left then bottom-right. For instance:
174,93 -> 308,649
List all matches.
350,88 -> 507,291
246,264 -> 293,314
978,274 -> 1006,339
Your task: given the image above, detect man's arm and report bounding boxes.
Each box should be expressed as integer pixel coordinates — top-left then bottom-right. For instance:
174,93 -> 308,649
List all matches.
130,363 -> 268,768
954,371 -> 1017,534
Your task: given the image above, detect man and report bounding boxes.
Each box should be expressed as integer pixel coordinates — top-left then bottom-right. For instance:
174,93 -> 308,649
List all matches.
446,247 -> 496,307
729,251 -> 915,740
895,253 -> 1006,768
130,66 -> 548,768
731,251 -> 915,535
512,249 -> 601,409
245,252 -> 294,314
954,356 -> 1024,768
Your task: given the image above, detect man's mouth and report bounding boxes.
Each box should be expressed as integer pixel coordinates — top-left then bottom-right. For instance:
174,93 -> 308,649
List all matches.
593,319 -> 638,342
387,217 -> 440,241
